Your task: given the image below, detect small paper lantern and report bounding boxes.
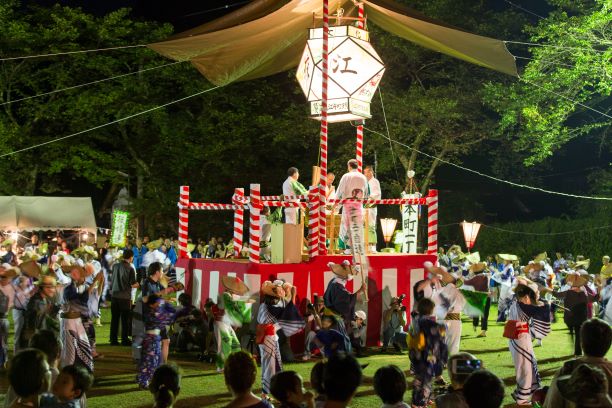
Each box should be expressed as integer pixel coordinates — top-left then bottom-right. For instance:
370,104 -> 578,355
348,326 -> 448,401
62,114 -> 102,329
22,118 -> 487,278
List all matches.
461,221 -> 481,251
296,26 -> 385,122
380,218 -> 398,247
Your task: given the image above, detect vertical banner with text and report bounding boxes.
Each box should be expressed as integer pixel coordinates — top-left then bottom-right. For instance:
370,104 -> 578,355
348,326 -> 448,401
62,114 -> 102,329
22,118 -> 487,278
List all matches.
110,210 -> 130,248
400,192 -> 419,253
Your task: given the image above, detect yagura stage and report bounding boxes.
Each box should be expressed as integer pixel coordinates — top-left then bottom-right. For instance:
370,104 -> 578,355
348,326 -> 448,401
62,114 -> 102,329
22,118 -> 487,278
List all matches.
176,253 -> 435,347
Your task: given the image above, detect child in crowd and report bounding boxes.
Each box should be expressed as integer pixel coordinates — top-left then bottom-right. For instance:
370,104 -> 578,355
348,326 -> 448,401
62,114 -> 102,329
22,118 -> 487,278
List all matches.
314,313 -> 347,357
373,365 -> 410,408
138,295 -> 177,389
310,362 -> 326,408
50,365 -> 93,408
224,351 -> 273,408
322,353 -> 362,408
463,370 -> 505,408
150,364 -> 181,408
434,352 -> 478,408
407,298 -> 448,408
270,371 -> 315,408
4,331 -> 62,408
7,348 -> 53,408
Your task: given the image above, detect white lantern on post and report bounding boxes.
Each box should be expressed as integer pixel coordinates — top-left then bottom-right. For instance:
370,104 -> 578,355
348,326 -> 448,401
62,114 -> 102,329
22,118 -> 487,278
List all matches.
460,220 -> 481,253
380,218 -> 398,248
296,25 -> 385,122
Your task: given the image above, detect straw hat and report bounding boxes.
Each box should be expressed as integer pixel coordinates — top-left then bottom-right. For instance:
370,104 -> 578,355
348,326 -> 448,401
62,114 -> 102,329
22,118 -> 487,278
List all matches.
222,276 -> 249,296
261,280 -> 292,299
469,262 -> 488,274
328,261 -> 355,278
36,275 -> 58,288
574,259 -> 590,270
62,264 -> 90,280
146,239 -> 163,251
557,364 -> 612,408
1,239 -> 14,248
534,252 -> 548,263
566,273 -> 588,288
465,252 -> 481,264
72,245 -> 98,260
0,266 -> 19,280
424,262 -> 455,284
497,254 -> 518,262
20,260 -> 41,278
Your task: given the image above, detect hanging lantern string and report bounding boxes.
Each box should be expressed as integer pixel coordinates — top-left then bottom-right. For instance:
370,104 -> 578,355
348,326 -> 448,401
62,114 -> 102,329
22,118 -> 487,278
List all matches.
362,126 -> 612,201
0,44 -> 147,61
0,61 -> 185,106
439,222 -> 612,236
0,85 -> 222,158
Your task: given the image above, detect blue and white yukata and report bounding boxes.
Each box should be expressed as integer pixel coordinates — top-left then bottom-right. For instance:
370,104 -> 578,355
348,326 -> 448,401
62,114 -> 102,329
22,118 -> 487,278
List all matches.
507,299 -> 551,405
495,264 -> 515,322
257,299 -> 304,394
137,300 -> 176,388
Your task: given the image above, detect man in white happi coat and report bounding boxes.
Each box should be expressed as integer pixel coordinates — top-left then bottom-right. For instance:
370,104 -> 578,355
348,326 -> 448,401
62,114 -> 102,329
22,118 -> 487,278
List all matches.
282,167 -> 302,224
364,165 -> 381,252
335,159 -> 369,252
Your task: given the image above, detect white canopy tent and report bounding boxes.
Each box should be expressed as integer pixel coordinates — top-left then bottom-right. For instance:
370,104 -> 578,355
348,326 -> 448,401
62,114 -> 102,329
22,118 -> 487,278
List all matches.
0,196 -> 97,233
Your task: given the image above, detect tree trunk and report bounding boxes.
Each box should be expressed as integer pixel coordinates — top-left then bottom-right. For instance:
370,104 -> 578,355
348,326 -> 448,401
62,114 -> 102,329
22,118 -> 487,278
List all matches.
420,146 -> 448,195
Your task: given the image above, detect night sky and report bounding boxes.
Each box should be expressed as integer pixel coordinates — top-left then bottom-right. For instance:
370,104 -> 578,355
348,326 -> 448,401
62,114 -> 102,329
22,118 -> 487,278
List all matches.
24,0 -> 607,225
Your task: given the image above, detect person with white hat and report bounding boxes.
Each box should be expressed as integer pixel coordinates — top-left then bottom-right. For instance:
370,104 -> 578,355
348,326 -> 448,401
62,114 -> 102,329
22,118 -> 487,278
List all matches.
350,310 -> 367,356
505,279 -> 551,406
257,280 -> 304,396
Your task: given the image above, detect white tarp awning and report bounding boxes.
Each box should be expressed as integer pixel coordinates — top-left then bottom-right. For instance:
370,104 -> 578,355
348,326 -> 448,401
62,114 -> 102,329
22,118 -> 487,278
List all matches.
0,196 -> 97,233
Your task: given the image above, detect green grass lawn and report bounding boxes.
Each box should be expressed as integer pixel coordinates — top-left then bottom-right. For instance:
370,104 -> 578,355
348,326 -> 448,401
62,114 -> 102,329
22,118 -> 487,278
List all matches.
1,306 -> 610,408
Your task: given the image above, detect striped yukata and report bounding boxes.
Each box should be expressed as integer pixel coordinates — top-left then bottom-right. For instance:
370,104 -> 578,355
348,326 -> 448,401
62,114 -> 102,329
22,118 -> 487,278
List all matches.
257,299 -> 304,394
508,299 -> 551,405
61,283 -> 94,373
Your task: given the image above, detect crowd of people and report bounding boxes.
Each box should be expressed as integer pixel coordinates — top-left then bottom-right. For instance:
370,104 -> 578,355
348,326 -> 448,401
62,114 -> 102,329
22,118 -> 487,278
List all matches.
1,231 -> 611,407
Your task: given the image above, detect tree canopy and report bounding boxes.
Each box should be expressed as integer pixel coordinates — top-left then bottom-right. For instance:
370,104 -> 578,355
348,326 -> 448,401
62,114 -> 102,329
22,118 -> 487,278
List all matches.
0,0 -> 609,241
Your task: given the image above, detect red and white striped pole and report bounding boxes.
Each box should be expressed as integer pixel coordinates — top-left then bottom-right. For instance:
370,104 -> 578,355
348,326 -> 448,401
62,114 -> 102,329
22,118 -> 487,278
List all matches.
356,3 -> 365,173
232,187 -> 245,257
178,186 -> 190,258
357,1 -> 364,29
426,189 -> 438,255
248,184 -> 261,263
308,186 -> 320,258
356,121 -> 364,172
318,0 -> 330,255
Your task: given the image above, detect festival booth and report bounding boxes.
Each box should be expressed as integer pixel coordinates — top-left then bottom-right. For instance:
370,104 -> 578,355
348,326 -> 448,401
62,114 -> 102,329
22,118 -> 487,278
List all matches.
155,0 -> 518,347
0,196 -> 97,233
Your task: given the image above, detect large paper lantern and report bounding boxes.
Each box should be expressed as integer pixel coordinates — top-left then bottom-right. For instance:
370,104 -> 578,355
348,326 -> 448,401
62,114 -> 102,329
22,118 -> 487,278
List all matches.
296,26 -> 385,122
461,220 -> 481,252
